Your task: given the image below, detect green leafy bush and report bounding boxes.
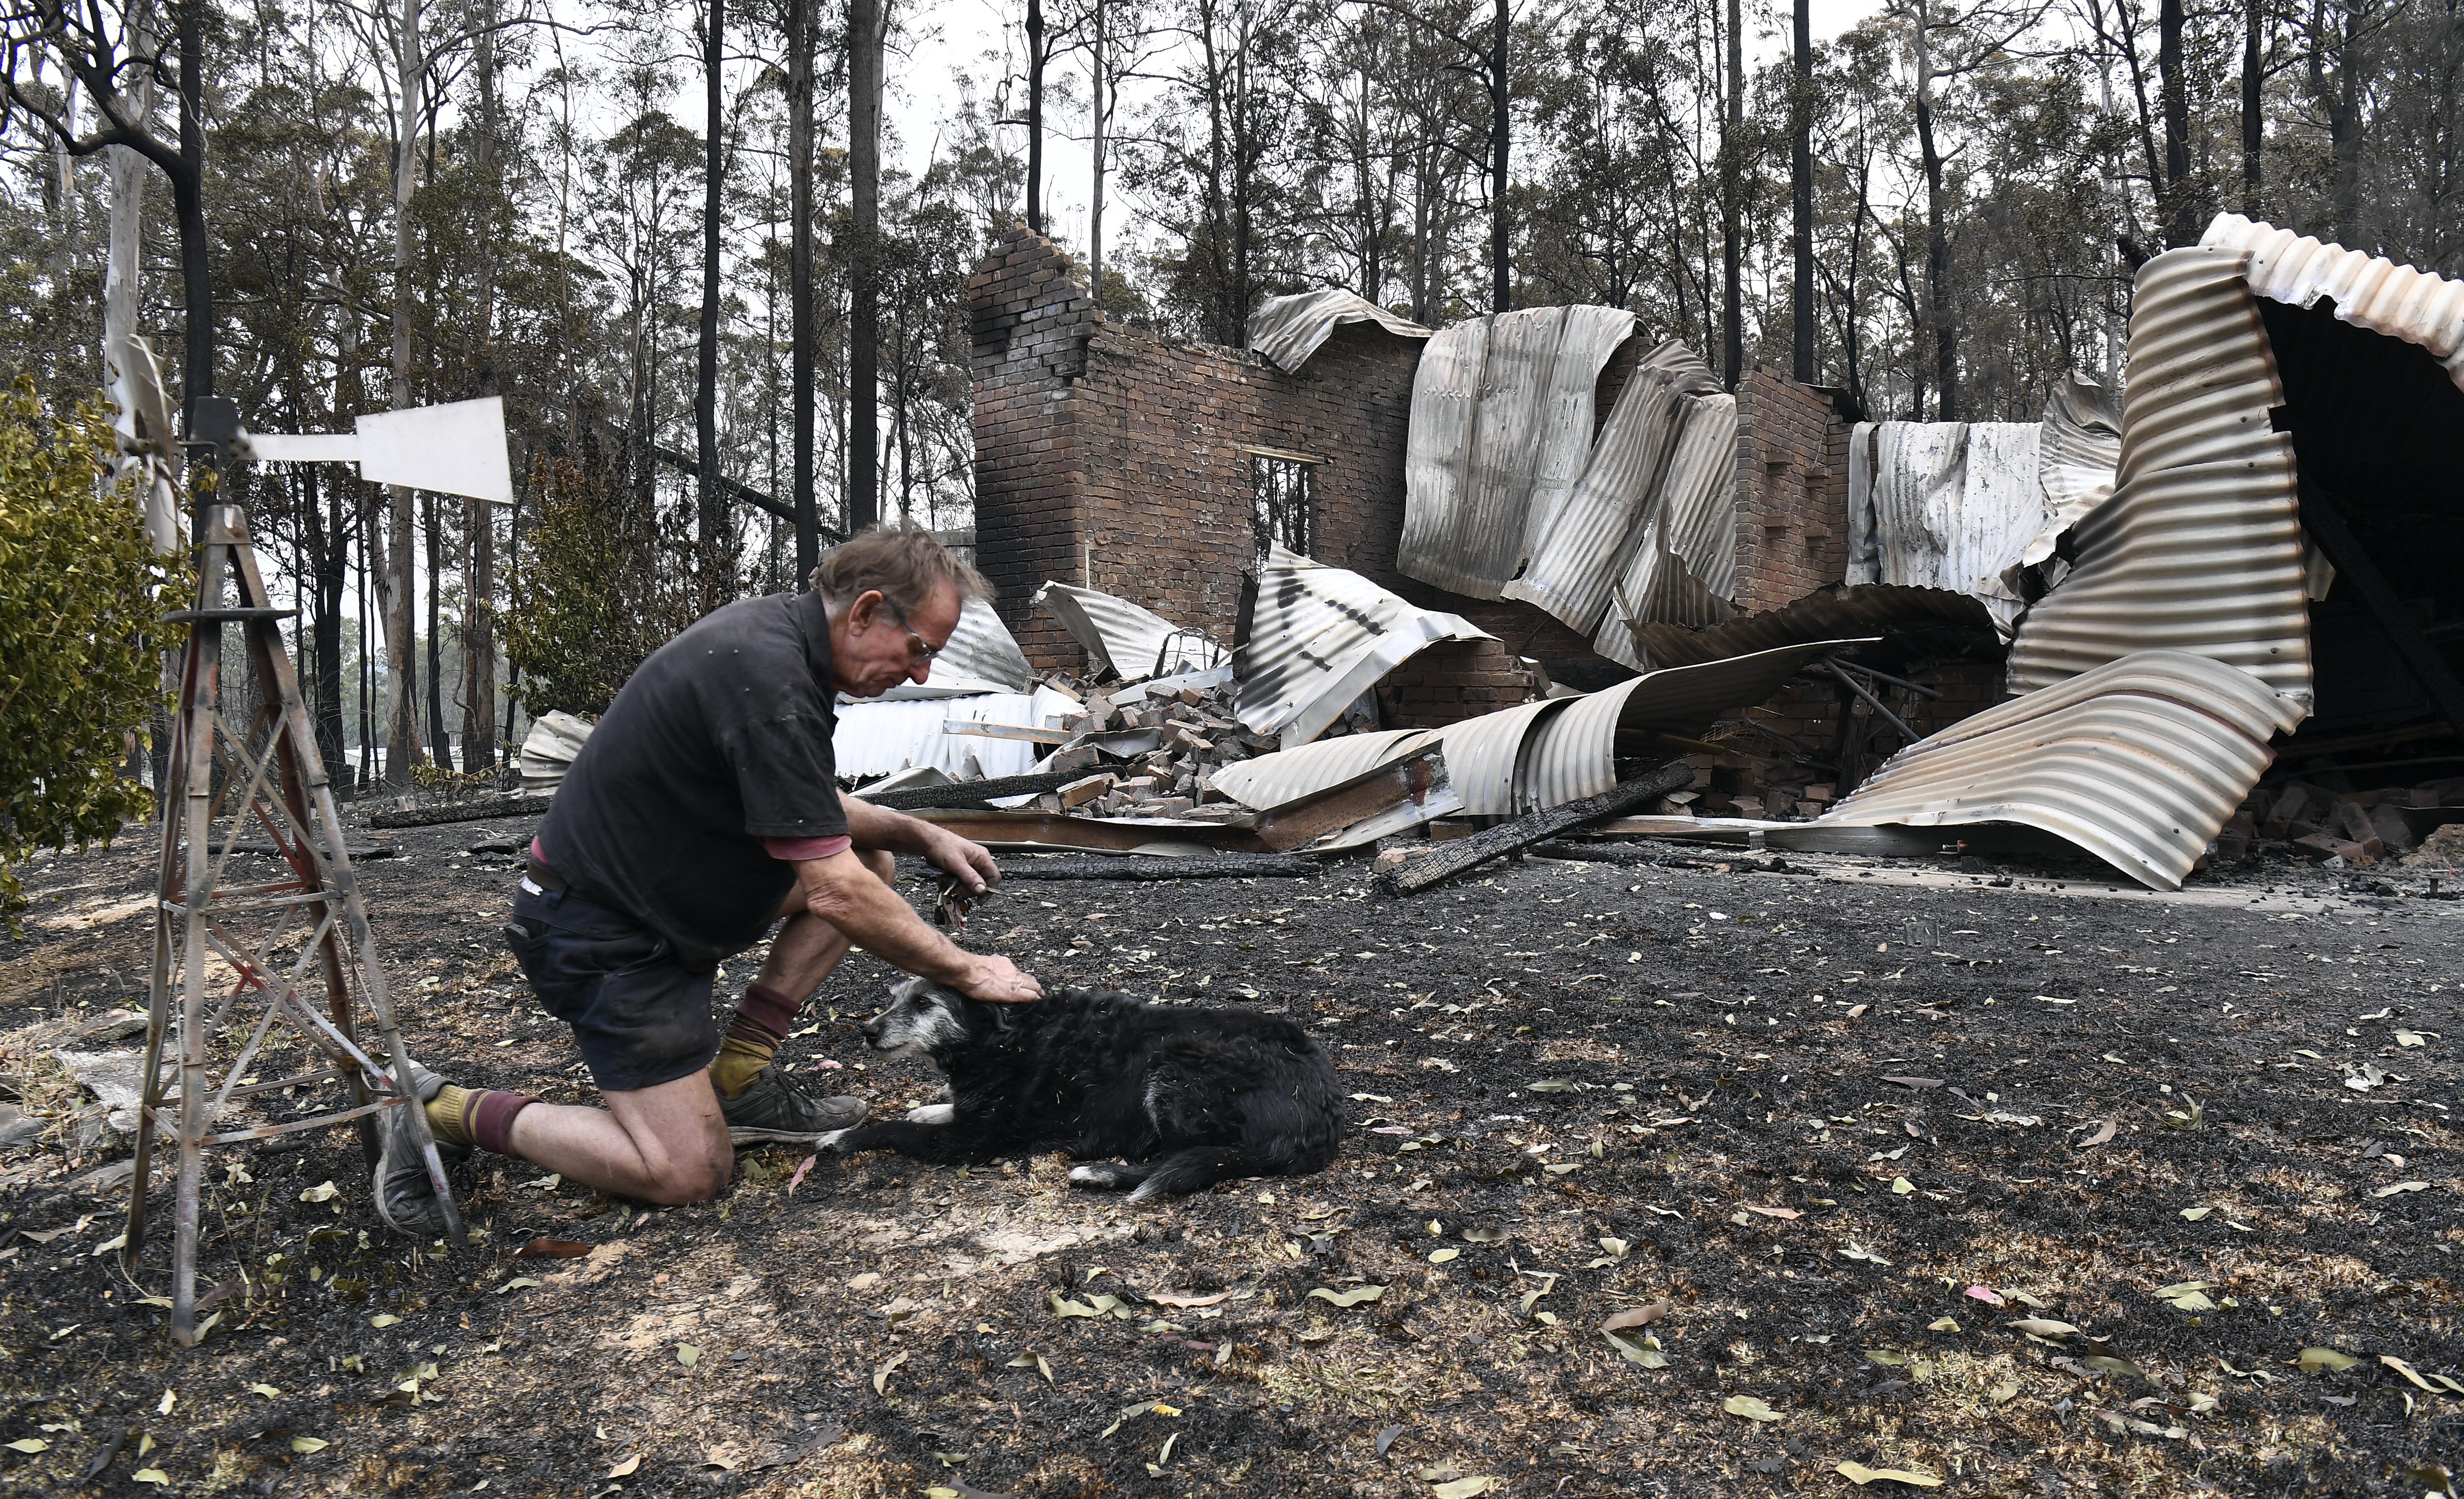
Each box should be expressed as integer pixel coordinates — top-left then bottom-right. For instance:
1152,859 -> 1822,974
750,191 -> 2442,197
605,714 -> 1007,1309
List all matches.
0,382 -> 172,925
504,455 -> 701,718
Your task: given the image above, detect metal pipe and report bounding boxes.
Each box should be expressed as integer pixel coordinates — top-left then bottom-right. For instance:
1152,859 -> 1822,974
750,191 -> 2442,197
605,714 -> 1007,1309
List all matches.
1826,660 -> 1919,743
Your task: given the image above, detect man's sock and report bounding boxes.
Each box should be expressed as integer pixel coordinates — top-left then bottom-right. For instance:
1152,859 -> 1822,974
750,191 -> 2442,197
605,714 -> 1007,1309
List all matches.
425,1085 -> 540,1156
709,981 -> 802,1099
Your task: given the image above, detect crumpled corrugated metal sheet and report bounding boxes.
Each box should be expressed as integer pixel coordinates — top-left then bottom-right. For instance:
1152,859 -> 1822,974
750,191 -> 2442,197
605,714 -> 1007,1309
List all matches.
1212,639 -> 1869,817
2006,247 -> 2313,702
1621,584 -> 1998,670
1513,640 -> 1875,812
1246,288 -> 1433,373
1844,420 -> 2047,630
1819,649 -> 2302,890
1032,580 -> 1227,681
1507,340 -> 1731,636
1233,544 -> 1493,748
1592,390 -> 1742,668
1209,728 -> 1444,810
518,710 -> 594,792
833,685 -> 1081,779
2202,212 -> 2464,390
2006,374 -> 2126,595
935,596 -> 1035,692
1399,306 -> 1637,598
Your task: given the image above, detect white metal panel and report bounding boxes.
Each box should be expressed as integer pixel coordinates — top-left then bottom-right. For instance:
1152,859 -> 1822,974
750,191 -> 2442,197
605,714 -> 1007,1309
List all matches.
248,433 -> 361,464
1593,392 -> 1741,669
1246,288 -> 1432,373
1505,340 -> 1725,632
1031,580 -> 1225,681
1233,545 -> 1492,747
1857,420 -> 2047,630
2203,212 -> 2464,388
1207,728 -> 1445,810
2007,247 -> 2313,702
832,692 -> 1052,779
355,397 -> 515,505
1821,650 -> 2297,890
1398,306 -> 1637,599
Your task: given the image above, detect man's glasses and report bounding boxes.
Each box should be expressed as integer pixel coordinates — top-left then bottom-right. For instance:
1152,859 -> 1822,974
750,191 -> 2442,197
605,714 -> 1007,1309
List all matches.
883,601 -> 945,662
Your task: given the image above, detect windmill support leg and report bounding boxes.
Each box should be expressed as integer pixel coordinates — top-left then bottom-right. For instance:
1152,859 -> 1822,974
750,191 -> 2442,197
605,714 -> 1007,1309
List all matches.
123,503 -> 464,1348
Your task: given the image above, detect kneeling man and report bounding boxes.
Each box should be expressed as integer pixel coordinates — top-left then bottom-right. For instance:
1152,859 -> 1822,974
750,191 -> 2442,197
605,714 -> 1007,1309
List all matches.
379,526 -> 1042,1232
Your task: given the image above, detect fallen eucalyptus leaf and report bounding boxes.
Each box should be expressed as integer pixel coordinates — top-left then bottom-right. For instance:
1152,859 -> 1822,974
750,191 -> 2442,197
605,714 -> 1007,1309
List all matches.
1428,1248 -> 1460,1264
1308,1285 -> 1386,1308
1836,1460 -> 1944,1488
1840,1242 -> 1892,1266
1601,1300 -> 1672,1334
2380,1354 -> 2436,1392
298,1181 -> 340,1203
2179,1207 -> 2212,1221
607,1455 -> 643,1478
495,1276 -> 540,1294
1461,1225 -> 1510,1244
2371,1181 -> 2430,1198
1431,1478 -> 1500,1499
874,1349 -> 909,1396
290,1437 -> 328,1455
1722,1395 -> 1782,1422
2008,1319 -> 2080,1337
4,1439 -> 47,1454
676,1344 -> 701,1368
2298,1347 -> 2361,1372
1928,1317 -> 1960,1332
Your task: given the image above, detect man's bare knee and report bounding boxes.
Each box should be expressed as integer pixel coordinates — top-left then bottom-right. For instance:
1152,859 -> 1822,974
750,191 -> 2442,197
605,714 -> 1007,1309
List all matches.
858,847 -> 895,883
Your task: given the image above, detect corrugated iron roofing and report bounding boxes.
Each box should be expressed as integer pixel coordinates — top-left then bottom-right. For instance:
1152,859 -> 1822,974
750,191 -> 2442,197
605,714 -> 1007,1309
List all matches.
1213,638 -> 1870,818
1245,288 -> 1433,373
2202,212 -> 2464,389
1032,581 -> 1227,681
1622,584 -> 1997,670
1232,544 -> 1492,748
1844,420 -> 2046,630
1398,306 -> 1636,598
1820,649 -> 2297,890
935,596 -> 1035,692
832,685 -> 1083,780
2005,247 -> 2314,703
1515,640 -> 1875,812
1505,341 -> 1726,633
1593,391 -> 1741,669
1209,727 -> 1445,810
2009,373 -> 2125,595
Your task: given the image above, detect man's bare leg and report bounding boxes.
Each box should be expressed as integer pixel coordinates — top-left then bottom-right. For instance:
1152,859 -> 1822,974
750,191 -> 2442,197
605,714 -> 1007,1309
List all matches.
708,849 -> 894,1100
500,1071 -> 733,1206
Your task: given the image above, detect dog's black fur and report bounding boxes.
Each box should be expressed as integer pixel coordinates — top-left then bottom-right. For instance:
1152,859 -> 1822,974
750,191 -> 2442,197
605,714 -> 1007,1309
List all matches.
818,979 -> 1344,1199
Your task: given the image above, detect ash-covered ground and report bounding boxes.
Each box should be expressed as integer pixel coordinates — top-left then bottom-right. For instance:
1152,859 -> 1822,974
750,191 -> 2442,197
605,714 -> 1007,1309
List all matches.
1,817 -> 2458,1498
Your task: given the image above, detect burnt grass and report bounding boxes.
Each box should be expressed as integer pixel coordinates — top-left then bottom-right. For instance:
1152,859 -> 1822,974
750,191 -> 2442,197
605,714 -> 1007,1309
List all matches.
2,816 -> 2460,1498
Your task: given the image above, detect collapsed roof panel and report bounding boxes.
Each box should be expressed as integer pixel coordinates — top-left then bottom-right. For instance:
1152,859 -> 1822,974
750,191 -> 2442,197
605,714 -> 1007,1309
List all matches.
935,596 -> 1037,692
834,686 -> 1082,780
1032,581 -> 1227,682
1819,649 -> 2299,890
1212,638 -> 1870,819
1233,544 -> 1494,748
1399,306 -> 1637,599
1245,288 -> 1434,374
2203,213 -> 2464,391
1591,391 -> 1742,668
2005,247 -> 2313,703
1506,341 -> 1728,635
1517,640 -> 1878,812
1845,420 -> 2047,631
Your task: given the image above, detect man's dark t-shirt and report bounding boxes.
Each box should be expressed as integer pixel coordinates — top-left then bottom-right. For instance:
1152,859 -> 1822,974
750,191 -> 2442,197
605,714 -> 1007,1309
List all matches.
537,590 -> 847,968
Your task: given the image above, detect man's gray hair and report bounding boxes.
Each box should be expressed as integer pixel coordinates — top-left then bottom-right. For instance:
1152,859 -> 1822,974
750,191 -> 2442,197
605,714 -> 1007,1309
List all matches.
813,524 -> 994,617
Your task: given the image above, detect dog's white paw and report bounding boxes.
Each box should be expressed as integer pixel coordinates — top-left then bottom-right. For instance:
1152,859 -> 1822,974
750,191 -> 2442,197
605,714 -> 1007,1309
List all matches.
816,1128 -> 854,1152
905,1102 -> 956,1125
1068,1163 -> 1125,1190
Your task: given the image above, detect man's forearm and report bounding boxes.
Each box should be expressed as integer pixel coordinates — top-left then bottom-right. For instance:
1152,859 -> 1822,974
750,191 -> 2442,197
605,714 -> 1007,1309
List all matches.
794,852 -> 979,986
840,795 -> 940,855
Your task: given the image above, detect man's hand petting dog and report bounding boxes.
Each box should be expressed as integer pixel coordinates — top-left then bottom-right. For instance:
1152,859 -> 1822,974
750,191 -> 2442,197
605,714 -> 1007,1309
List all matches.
953,953 -> 1041,1005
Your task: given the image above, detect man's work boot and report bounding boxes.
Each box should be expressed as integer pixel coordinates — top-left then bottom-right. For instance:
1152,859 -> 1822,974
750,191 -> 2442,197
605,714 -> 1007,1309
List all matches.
373,1062 -> 468,1239
720,1068 -> 869,1144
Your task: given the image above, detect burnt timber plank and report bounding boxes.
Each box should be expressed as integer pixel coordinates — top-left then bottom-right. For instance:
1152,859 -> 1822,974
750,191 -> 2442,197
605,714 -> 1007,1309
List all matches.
1376,760 -> 1696,895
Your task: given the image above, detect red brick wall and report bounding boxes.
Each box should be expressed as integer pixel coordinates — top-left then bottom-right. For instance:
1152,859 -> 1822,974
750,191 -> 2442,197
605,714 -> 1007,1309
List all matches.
1375,639 -> 1549,729
1732,368 -> 1852,614
970,224 -> 1586,697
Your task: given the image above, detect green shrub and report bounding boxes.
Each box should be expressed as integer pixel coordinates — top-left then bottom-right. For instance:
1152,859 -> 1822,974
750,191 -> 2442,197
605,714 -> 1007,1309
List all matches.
0,382 -> 172,927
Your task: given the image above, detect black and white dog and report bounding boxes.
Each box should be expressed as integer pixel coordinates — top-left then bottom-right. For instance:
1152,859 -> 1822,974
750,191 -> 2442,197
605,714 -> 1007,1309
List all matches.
816,978 -> 1344,1200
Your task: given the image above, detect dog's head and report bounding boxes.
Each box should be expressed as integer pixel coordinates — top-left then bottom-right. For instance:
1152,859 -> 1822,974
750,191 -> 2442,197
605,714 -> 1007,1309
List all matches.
861,975 -> 1026,1061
